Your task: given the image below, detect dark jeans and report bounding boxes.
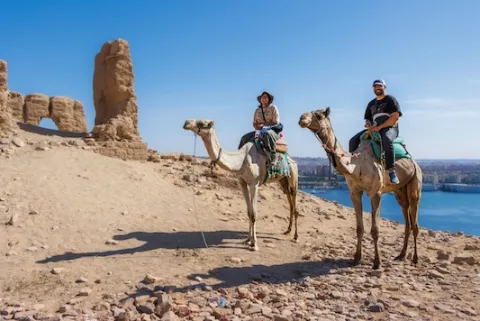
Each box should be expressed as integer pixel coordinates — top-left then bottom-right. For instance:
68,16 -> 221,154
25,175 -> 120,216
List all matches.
238,130 -> 280,161
349,127 -> 399,170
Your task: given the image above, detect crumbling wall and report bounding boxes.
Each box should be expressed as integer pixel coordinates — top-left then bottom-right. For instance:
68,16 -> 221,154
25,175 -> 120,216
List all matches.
91,38 -> 148,161
0,60 -> 11,134
0,59 -> 89,134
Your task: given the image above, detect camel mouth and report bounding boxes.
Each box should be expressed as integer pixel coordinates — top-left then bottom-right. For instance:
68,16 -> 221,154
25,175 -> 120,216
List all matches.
298,118 -> 311,128
183,120 -> 195,130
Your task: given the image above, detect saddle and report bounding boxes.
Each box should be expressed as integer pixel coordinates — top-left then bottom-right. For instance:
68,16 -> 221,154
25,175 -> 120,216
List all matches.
360,131 -> 412,162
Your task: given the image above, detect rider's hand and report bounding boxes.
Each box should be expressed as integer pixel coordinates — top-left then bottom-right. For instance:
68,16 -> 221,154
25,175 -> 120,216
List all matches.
364,120 -> 372,128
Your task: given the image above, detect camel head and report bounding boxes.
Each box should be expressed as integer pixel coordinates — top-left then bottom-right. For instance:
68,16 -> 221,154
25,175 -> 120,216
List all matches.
298,107 -> 331,134
183,119 -> 215,137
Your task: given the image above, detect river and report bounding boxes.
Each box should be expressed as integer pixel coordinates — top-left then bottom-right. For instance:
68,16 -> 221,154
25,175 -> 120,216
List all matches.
302,188 -> 480,237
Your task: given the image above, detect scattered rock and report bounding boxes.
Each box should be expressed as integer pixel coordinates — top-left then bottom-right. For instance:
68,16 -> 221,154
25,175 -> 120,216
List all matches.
78,288 -> 93,296
453,253 -> 476,265
144,274 -> 161,284
51,268 -> 65,275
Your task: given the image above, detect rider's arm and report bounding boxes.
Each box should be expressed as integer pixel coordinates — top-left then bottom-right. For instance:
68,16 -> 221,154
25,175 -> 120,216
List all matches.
378,112 -> 400,129
364,104 -> 373,127
378,96 -> 402,129
270,106 -> 280,126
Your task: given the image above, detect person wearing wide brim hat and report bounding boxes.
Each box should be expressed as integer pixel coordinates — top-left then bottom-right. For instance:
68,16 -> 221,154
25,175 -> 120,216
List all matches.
237,91 -> 284,164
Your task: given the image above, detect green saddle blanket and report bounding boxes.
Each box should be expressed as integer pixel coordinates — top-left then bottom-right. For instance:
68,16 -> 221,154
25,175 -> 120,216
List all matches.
359,131 -> 412,161
253,138 -> 291,183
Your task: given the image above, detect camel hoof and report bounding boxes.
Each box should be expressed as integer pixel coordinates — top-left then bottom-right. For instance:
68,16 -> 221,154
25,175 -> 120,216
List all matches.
283,229 -> 291,235
249,245 -> 259,252
352,259 -> 362,267
373,261 -> 381,270
412,254 -> 418,265
290,238 -> 298,243
242,238 -> 252,245
394,254 -> 405,261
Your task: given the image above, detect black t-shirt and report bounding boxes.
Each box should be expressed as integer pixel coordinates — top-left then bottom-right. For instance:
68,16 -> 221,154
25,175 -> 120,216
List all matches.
364,95 -> 402,124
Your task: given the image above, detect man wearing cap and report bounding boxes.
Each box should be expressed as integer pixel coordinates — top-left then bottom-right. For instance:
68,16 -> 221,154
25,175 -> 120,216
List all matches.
348,79 -> 402,184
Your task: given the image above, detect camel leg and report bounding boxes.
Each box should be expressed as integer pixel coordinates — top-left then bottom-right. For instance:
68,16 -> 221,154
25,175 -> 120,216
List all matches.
279,178 -> 293,235
370,193 -> 382,270
393,187 -> 410,261
292,191 -> 299,242
239,180 -> 253,246
350,189 -> 364,265
248,183 -> 260,251
407,178 -> 422,265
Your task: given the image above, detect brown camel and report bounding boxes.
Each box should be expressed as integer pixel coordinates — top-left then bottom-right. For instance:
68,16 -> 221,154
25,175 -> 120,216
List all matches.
183,119 -> 300,251
298,107 -> 422,269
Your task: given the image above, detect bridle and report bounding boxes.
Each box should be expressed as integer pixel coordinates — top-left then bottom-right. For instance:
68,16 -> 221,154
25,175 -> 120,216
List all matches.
307,111 -> 352,169
194,121 -> 222,169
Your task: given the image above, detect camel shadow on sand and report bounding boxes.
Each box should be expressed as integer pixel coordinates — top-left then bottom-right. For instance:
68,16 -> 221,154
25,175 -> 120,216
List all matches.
36,230 -> 283,264
121,257 -> 354,302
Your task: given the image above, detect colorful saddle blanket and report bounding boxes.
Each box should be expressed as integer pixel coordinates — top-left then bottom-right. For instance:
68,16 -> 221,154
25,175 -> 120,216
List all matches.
253,137 -> 291,183
359,131 -> 412,161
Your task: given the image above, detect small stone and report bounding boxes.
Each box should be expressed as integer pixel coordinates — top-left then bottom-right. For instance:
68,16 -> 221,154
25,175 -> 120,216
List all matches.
29,210 -> 39,215
105,239 -> 119,245
6,213 -> 19,225
78,288 -> 92,296
428,270 -> 445,279
368,303 -> 384,312
51,267 -> 65,275
76,277 -> 89,283
453,253 -> 476,265
12,138 -> 25,147
137,303 -> 155,314
402,300 -> 420,308
160,311 -> 179,321
26,246 -> 38,252
330,291 -> 343,299
144,274 -> 161,284
275,289 -> 288,297
6,250 -> 17,256
229,257 -> 242,264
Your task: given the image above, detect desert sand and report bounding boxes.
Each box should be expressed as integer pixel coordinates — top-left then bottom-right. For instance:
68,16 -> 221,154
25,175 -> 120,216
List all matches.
1,129 -> 479,321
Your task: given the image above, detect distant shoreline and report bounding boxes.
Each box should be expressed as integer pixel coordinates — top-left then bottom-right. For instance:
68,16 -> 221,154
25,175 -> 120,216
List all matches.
299,181 -> 480,193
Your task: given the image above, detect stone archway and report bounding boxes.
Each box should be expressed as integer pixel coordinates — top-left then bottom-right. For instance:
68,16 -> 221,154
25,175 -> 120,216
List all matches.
23,94 -> 88,133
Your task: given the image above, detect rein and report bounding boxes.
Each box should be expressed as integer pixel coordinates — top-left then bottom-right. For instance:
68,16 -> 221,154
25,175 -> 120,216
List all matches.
309,111 -> 356,169
195,121 -> 223,170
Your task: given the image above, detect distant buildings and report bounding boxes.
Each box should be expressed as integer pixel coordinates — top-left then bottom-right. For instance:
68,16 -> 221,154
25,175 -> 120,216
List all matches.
295,157 -> 480,185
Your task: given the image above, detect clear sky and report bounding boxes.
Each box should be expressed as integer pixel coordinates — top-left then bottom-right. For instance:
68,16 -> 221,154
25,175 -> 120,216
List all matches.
2,0 -> 479,159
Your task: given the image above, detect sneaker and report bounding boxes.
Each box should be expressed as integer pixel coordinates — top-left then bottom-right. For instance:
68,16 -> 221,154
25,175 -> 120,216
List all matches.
389,171 -> 399,184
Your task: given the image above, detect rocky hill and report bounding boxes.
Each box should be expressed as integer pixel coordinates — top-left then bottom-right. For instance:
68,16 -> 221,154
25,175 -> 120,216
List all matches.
1,129 -> 479,321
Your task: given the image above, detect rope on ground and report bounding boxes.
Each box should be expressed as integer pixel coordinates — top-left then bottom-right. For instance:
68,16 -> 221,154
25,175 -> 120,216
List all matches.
192,133 -> 209,249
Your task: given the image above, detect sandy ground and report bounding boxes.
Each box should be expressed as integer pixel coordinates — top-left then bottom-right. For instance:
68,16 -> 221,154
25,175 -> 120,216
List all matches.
1,130 -> 479,321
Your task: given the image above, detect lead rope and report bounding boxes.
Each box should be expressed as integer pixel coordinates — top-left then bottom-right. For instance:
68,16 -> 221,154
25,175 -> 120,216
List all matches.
192,133 -> 209,249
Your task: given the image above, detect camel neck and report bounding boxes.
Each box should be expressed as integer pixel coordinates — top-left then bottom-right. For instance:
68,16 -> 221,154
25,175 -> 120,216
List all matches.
201,130 -> 245,172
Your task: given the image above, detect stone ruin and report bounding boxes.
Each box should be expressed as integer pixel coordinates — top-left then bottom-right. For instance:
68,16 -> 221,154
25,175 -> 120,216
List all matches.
0,61 -> 88,134
90,39 -> 148,161
0,38 -> 149,161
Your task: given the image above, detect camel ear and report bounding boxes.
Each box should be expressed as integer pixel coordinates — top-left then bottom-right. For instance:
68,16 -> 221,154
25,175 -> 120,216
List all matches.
208,120 -> 215,127
324,107 -> 330,118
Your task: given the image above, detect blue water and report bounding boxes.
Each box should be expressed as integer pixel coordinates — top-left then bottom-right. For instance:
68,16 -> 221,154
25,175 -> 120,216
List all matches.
302,189 -> 480,237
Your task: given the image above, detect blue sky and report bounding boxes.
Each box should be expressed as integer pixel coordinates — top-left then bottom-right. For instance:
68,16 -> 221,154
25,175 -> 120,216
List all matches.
2,0 -> 479,159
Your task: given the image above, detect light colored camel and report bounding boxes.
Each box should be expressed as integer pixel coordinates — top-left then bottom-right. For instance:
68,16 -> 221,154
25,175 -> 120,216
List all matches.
183,119 -> 300,251
298,107 -> 422,269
